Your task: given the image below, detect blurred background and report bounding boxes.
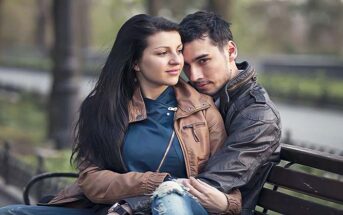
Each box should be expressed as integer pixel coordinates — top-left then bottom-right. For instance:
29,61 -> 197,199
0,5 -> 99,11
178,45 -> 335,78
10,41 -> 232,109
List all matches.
0,0 -> 342,208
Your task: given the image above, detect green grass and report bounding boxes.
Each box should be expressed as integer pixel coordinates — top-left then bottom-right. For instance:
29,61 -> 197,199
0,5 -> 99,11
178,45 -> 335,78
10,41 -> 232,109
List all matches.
0,92 -> 47,144
259,73 -> 343,107
21,150 -> 76,172
0,92 -> 75,172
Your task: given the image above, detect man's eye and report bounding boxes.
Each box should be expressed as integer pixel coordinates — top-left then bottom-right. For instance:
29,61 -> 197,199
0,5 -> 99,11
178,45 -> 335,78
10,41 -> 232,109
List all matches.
199,58 -> 209,64
177,49 -> 183,54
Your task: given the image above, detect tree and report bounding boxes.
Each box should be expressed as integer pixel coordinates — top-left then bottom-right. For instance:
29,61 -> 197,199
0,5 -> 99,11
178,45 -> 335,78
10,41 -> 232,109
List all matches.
35,0 -> 50,54
207,0 -> 234,21
76,0 -> 91,58
146,0 -> 161,16
49,0 -> 81,149
0,0 -> 4,53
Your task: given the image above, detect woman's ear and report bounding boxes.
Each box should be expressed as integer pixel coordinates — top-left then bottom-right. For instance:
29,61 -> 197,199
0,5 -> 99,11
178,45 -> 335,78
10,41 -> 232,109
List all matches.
227,41 -> 238,61
134,64 -> 140,72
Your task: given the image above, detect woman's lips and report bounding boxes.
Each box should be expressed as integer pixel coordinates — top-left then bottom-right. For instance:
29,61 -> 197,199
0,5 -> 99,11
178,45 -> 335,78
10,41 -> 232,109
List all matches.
166,69 -> 180,75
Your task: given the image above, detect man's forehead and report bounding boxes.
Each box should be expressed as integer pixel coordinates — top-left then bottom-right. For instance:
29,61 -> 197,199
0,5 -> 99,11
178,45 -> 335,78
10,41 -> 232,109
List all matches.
183,38 -> 217,60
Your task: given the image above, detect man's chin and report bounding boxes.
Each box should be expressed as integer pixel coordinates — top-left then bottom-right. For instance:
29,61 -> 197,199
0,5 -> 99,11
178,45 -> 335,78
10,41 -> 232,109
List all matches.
197,88 -> 215,96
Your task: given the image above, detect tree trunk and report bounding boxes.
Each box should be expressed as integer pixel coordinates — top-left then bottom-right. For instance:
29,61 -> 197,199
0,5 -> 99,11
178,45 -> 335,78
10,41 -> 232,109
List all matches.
146,0 -> 161,16
0,0 -> 4,53
49,0 -> 80,149
207,0 -> 234,21
35,0 -> 49,54
76,0 -> 91,71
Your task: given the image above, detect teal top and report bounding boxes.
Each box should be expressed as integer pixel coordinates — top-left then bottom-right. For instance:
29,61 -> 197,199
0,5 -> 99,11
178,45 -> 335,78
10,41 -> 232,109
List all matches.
122,87 -> 187,178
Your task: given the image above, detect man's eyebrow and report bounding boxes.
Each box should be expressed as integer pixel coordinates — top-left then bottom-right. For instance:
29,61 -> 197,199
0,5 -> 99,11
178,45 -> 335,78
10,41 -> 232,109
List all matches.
192,54 -> 209,62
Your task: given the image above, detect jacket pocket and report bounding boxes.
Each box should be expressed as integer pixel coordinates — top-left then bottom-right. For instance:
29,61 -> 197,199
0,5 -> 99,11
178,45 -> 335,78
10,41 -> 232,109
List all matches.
183,122 -> 206,142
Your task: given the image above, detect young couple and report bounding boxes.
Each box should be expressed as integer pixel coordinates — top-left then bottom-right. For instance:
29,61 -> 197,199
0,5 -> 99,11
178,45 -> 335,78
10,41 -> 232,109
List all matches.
0,11 -> 281,215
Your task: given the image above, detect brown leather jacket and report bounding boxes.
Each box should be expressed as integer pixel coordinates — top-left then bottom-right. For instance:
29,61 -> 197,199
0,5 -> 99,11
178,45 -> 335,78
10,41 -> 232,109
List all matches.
47,80 -> 241,214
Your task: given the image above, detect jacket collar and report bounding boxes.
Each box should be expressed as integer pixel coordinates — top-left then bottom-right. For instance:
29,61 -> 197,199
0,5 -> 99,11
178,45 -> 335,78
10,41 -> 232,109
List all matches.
219,61 -> 256,99
226,61 -> 256,93
128,79 -> 211,123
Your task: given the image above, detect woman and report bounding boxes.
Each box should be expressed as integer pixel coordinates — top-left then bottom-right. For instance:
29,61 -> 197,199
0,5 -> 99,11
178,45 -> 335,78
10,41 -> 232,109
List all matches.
0,14 -> 241,215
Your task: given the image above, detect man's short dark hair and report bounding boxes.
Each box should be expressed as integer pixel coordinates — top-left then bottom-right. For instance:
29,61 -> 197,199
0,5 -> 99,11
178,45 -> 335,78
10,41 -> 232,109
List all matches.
179,11 -> 233,48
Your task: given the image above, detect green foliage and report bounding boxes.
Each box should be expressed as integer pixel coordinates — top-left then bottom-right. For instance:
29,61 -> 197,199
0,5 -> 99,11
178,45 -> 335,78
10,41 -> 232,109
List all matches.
0,92 -> 75,172
21,150 -> 75,172
258,72 -> 343,108
0,92 -> 46,144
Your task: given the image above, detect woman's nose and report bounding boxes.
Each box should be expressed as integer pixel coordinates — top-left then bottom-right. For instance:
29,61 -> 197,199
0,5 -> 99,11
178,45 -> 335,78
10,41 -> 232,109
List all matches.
169,53 -> 183,65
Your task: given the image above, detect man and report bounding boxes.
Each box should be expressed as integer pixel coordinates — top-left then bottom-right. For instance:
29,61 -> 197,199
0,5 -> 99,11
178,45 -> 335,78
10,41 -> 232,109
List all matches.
179,11 -> 282,214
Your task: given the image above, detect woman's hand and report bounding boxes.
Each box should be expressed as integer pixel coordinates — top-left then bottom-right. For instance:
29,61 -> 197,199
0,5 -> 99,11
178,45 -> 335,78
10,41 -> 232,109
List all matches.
183,177 -> 228,213
107,203 -> 133,215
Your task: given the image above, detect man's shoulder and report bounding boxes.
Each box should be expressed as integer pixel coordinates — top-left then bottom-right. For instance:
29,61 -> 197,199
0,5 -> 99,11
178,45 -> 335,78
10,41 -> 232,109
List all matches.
225,83 -> 280,123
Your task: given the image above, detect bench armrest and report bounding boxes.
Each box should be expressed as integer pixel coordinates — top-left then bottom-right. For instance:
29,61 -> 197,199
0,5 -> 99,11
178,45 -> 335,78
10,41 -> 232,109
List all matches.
23,172 -> 78,205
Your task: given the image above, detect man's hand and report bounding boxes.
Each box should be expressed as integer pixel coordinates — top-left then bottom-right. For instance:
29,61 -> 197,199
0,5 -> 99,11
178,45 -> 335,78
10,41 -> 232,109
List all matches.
183,177 -> 228,213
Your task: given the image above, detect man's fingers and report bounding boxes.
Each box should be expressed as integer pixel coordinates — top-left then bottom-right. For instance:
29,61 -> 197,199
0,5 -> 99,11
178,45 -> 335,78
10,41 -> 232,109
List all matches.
196,178 -> 214,189
189,177 -> 210,193
184,178 -> 205,199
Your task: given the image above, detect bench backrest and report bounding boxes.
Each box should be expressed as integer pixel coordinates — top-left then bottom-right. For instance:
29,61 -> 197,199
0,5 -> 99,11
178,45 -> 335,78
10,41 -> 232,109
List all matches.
256,144 -> 343,215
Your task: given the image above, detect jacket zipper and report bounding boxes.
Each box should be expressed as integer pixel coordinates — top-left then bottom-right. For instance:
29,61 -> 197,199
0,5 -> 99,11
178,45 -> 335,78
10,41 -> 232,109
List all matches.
183,122 -> 206,142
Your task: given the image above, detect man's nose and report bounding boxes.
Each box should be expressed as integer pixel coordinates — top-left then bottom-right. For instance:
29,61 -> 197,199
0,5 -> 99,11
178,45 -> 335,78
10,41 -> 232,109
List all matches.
188,67 -> 203,82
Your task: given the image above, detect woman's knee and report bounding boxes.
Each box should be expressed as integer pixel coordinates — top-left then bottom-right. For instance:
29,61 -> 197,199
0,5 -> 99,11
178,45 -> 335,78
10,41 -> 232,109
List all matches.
152,181 -> 192,215
152,181 -> 186,198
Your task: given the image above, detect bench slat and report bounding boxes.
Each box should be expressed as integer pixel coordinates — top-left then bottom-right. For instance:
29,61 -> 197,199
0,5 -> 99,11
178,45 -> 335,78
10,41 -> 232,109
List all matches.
257,188 -> 342,215
280,144 -> 343,175
254,211 -> 265,215
267,166 -> 343,203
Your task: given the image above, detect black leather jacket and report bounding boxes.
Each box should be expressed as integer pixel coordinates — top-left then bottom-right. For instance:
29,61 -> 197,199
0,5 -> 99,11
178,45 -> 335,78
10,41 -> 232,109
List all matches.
118,61 -> 281,215
197,61 -> 281,215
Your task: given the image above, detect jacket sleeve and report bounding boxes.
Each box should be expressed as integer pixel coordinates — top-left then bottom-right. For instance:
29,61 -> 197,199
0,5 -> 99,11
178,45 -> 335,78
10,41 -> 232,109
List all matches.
78,165 -> 168,204
205,98 -> 228,155
223,189 -> 242,215
197,103 -> 281,192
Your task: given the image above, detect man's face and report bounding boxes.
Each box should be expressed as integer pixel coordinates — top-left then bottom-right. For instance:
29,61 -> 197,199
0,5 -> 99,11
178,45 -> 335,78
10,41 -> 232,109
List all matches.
183,36 -> 234,96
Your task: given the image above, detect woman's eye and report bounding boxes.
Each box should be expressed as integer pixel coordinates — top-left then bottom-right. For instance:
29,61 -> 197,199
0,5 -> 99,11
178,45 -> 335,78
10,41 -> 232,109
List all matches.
157,51 -> 167,56
177,49 -> 183,54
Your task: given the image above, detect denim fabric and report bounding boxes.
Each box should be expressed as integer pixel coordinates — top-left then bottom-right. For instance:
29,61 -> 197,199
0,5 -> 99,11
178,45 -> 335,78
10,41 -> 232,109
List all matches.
0,205 -> 94,215
151,181 -> 208,215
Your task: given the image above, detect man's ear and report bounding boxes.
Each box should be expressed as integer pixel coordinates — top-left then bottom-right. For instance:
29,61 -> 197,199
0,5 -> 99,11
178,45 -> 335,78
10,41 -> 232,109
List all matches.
227,41 -> 237,61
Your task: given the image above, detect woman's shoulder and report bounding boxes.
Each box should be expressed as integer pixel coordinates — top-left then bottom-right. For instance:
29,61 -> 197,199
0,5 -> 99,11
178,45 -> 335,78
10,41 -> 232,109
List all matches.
174,79 -> 214,106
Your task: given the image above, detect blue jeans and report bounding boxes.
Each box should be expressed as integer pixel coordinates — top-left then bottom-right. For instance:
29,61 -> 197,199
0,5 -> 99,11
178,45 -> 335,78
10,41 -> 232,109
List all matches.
151,181 -> 208,215
0,205 -> 94,215
0,182 -> 208,215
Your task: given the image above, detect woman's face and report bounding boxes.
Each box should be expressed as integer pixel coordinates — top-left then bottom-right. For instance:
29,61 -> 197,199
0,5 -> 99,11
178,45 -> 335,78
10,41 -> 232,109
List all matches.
135,31 -> 184,92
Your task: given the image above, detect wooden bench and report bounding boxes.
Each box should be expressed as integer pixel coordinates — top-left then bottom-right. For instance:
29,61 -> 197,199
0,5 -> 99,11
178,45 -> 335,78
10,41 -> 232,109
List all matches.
23,144 -> 343,214
255,144 -> 343,215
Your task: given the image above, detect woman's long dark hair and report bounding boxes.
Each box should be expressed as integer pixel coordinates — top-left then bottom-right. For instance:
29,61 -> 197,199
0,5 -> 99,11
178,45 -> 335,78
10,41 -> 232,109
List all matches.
71,14 -> 179,172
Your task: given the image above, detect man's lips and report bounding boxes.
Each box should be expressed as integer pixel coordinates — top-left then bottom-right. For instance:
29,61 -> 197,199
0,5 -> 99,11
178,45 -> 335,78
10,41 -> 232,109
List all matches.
195,81 -> 210,89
